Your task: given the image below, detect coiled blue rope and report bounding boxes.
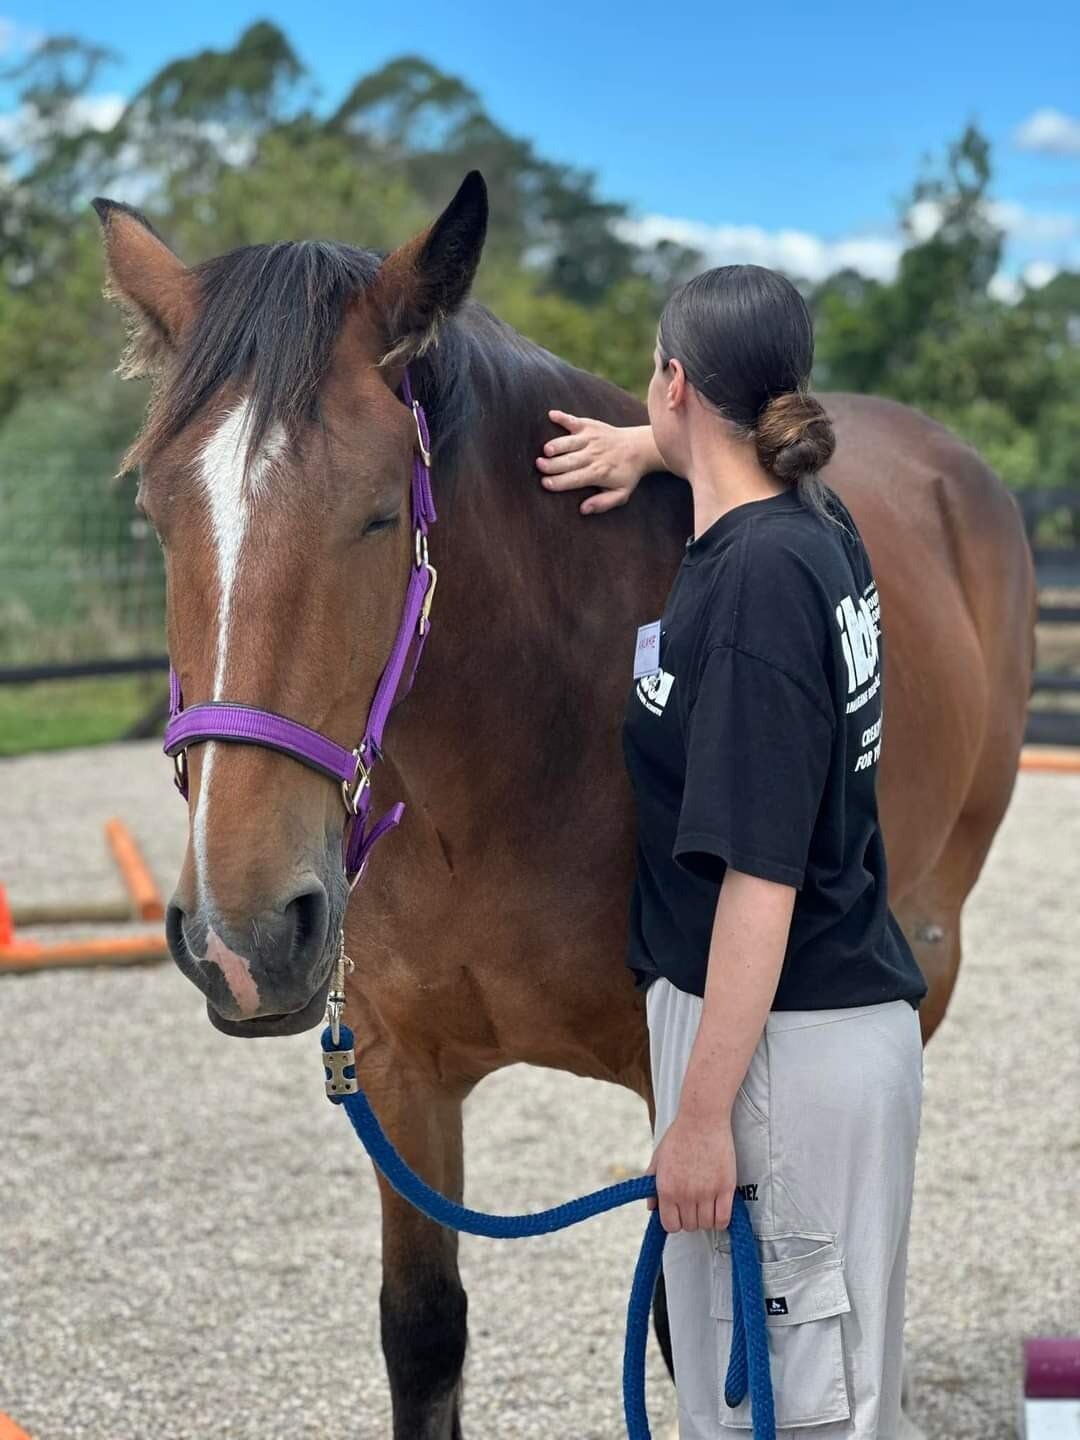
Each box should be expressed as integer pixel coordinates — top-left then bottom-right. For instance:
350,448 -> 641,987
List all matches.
322,1024 -> 774,1438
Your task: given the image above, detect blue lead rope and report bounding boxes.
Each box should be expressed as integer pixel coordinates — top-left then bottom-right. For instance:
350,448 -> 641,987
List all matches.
322,1024 -> 775,1439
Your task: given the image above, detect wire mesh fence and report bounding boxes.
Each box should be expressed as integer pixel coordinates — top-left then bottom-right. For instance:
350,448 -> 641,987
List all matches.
2,469 -> 1080,747
0,467 -> 166,675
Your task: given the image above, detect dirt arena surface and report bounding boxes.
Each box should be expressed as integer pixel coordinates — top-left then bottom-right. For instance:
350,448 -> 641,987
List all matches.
1,741 -> 1076,1439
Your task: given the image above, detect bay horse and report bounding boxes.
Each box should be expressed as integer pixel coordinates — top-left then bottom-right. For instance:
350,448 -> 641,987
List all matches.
93,171 -> 1035,1438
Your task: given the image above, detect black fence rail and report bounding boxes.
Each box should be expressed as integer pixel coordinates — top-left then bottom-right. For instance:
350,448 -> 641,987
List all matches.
1016,489 -> 1080,747
0,655 -> 170,685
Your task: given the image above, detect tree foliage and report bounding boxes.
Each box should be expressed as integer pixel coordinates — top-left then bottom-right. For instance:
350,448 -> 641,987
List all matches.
810,126 -> 1078,488
1,25 -> 1078,495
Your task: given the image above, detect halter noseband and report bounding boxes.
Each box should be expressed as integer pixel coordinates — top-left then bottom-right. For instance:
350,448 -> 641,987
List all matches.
163,367 -> 438,886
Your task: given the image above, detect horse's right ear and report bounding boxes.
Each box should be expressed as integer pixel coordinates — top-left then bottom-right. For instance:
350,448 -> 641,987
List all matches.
92,199 -> 197,376
373,171 -> 488,366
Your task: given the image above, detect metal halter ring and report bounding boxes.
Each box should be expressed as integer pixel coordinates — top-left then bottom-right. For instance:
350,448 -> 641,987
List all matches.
342,748 -> 372,816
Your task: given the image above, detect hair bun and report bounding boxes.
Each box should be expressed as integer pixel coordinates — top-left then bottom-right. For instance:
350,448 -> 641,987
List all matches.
754,391 -> 835,484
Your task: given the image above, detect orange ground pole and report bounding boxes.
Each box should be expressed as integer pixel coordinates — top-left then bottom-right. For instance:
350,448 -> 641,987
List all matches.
0,885 -> 12,946
0,1411 -> 35,1439
1019,747 -> 1080,775
103,818 -> 165,921
10,898 -> 133,927
0,932 -> 168,973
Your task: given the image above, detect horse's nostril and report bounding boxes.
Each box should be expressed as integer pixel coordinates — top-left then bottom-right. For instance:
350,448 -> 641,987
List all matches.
165,900 -> 194,961
283,882 -> 329,963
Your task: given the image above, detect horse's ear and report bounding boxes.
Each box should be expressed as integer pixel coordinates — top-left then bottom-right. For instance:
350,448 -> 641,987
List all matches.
373,171 -> 488,366
92,198 -> 197,377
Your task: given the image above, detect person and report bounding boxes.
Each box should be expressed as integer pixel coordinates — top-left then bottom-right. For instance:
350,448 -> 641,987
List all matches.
535,265 -> 928,1438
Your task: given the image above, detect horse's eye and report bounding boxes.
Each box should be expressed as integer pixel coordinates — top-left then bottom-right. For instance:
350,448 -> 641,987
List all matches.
133,499 -> 164,548
363,513 -> 400,536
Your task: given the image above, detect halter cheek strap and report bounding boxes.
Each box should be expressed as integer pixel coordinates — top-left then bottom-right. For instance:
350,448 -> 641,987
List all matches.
162,367 -> 438,886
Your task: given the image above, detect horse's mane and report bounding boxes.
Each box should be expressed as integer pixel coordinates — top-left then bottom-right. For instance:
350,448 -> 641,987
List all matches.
127,237 -> 591,482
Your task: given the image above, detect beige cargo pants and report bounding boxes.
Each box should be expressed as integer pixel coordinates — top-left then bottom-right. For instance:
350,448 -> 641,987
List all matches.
647,976 -> 924,1439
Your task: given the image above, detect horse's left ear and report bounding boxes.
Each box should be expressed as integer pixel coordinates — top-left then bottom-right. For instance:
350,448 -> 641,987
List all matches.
92,198 -> 198,377
373,171 -> 488,366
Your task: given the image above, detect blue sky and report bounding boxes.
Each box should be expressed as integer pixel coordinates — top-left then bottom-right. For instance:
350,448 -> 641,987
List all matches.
4,0 -> 1079,290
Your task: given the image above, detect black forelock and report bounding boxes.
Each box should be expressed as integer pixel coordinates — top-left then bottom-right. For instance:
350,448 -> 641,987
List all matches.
136,235 -> 583,486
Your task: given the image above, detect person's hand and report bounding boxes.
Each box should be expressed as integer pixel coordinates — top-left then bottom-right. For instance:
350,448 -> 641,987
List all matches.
536,412 -> 659,514
646,1109 -> 737,1233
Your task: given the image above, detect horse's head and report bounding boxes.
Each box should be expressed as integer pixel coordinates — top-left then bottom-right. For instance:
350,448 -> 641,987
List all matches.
94,173 -> 488,1036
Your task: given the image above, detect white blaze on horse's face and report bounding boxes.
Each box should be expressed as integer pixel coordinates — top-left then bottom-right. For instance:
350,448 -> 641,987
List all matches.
193,396 -> 286,912
200,397 -> 286,698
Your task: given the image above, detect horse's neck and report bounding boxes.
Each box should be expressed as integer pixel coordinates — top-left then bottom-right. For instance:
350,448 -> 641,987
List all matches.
386,340 -> 690,789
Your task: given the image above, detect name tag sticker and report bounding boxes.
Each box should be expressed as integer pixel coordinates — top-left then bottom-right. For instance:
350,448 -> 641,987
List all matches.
633,620 -> 662,679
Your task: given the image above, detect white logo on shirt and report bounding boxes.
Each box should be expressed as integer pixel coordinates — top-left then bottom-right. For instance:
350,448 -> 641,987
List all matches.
836,587 -> 879,695
836,582 -> 883,770
636,669 -> 675,716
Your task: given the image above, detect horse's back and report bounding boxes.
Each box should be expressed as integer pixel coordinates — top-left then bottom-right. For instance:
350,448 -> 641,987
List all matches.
820,393 -> 1035,902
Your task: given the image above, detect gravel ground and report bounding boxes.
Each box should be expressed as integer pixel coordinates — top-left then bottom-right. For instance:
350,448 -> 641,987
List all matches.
0,741 -> 1077,1440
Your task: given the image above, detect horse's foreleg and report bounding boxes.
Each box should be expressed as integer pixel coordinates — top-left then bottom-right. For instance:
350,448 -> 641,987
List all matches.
365,1058 -> 470,1440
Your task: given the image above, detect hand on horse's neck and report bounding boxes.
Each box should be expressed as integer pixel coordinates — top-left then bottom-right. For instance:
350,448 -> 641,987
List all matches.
684,420 -> 786,542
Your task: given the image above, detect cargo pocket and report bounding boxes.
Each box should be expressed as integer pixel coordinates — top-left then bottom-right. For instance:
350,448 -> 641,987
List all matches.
710,1232 -> 852,1430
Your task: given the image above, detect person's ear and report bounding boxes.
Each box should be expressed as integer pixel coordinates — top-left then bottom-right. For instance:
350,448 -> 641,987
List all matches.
666,357 -> 687,410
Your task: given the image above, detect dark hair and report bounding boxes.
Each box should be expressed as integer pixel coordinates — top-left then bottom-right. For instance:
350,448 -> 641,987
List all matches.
656,265 -> 836,512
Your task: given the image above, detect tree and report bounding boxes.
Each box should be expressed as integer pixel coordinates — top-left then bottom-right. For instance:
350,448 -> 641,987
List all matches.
811,124 -> 1079,489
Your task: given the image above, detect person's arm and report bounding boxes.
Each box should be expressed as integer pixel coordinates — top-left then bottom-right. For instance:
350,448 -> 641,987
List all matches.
535,411 -> 668,514
647,634 -> 835,1233
647,871 -> 793,1233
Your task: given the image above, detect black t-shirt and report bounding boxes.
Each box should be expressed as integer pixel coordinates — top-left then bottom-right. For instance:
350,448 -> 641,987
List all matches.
622,485 -> 927,1011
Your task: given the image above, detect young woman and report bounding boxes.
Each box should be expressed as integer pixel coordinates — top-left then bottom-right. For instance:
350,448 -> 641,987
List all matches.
536,266 -> 928,1438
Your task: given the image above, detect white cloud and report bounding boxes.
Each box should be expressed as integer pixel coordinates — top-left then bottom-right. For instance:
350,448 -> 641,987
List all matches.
1014,108 -> 1080,157
1023,259 -> 1060,289
988,199 -> 1078,246
615,213 -> 904,284
0,91 -> 126,151
906,199 -> 944,242
76,94 -> 126,133
618,196 -> 1079,307
902,197 -> 1077,248
989,262 -> 1061,304
988,272 -> 1022,304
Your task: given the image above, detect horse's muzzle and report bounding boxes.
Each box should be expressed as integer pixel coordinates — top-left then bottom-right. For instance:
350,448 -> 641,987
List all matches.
204,977 -> 332,1038
165,881 -> 334,1034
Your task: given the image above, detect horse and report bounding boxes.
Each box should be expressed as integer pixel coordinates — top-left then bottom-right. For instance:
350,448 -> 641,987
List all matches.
93,170 -> 1035,1438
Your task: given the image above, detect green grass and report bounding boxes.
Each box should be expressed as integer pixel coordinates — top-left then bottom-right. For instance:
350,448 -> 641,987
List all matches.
0,675 -> 168,756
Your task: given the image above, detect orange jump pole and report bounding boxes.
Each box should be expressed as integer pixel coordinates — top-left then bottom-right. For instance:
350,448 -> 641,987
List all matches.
1020,747 -> 1080,775
104,818 -> 165,921
0,933 -> 168,974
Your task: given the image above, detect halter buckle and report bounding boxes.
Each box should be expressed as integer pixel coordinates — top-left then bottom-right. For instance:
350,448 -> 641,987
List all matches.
419,563 -> 438,636
412,399 -> 432,468
342,748 -> 372,816
172,749 -> 188,796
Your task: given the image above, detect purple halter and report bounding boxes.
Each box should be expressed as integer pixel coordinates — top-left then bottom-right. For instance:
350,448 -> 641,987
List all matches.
163,367 -> 438,886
